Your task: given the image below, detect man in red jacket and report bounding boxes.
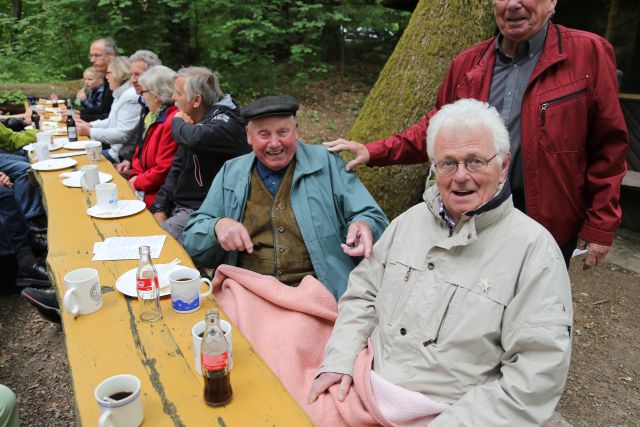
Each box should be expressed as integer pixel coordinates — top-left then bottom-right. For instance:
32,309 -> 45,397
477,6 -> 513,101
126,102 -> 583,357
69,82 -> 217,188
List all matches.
327,0 -> 629,269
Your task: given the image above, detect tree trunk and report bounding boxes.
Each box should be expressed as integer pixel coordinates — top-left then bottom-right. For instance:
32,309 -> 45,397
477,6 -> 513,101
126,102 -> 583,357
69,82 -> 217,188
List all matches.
13,0 -> 21,20
348,0 -> 495,219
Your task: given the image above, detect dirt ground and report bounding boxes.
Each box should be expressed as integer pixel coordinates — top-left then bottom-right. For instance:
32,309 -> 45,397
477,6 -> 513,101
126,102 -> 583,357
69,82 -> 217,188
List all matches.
0,81 -> 638,426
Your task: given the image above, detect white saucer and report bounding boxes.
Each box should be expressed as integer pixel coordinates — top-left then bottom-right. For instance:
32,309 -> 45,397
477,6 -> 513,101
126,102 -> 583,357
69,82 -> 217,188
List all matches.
63,140 -> 96,150
61,171 -> 113,188
31,158 -> 77,171
115,264 -> 174,297
87,200 -> 146,219
23,141 -> 64,152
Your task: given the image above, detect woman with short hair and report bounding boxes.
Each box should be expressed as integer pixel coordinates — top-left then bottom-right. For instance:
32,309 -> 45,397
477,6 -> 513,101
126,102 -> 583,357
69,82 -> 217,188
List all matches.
128,65 -> 179,208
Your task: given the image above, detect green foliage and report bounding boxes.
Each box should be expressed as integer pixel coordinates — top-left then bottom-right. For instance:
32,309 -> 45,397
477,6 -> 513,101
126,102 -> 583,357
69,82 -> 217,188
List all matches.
0,89 -> 26,104
0,0 -> 410,101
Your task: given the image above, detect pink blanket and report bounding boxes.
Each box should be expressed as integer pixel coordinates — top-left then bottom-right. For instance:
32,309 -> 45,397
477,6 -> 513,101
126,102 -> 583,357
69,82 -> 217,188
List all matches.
212,265 -> 448,426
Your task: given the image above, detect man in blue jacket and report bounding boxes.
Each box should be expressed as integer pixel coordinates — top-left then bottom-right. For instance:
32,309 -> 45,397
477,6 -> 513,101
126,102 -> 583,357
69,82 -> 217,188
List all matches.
183,96 -> 388,300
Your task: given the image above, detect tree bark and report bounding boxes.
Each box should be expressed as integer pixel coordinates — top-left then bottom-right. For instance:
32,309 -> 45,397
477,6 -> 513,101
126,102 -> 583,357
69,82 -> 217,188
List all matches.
348,0 -> 495,219
13,0 -> 21,20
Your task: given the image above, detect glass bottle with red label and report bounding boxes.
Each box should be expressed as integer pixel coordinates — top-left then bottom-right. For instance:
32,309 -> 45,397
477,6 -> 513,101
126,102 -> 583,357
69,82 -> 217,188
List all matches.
136,245 -> 162,322
201,310 -> 232,406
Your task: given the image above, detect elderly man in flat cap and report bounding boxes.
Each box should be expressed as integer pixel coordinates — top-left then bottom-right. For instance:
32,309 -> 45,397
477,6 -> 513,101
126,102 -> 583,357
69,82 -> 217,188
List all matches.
183,95 -> 388,300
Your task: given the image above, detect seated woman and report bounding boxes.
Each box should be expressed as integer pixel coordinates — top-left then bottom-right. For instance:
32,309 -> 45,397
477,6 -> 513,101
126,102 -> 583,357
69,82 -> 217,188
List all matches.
76,66 -> 105,111
128,65 -> 178,209
75,56 -> 141,163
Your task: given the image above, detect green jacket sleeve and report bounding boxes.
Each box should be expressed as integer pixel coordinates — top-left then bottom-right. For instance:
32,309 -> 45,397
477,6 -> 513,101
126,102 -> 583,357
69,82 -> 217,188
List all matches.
0,123 -> 36,151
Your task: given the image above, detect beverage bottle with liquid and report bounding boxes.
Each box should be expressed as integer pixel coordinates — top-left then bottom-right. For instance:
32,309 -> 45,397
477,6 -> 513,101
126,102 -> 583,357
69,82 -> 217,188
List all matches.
51,92 -> 58,108
201,310 -> 232,406
66,99 -> 78,142
31,109 -> 40,130
136,245 -> 162,322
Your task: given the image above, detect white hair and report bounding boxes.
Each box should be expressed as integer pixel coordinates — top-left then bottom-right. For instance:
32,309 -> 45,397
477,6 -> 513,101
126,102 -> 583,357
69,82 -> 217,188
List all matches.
426,99 -> 510,163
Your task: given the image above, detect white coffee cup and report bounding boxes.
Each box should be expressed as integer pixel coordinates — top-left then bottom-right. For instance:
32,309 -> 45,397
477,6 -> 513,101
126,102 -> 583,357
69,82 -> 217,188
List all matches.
33,141 -> 51,161
81,165 -> 100,191
63,268 -> 103,315
192,319 -> 233,374
35,131 -> 52,143
169,267 -> 213,314
95,183 -> 118,212
94,374 -> 143,427
86,141 -> 102,162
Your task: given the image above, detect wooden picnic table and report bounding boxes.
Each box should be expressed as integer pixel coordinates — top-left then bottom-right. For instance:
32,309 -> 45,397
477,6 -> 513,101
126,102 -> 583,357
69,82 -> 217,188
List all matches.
32,144 -> 312,426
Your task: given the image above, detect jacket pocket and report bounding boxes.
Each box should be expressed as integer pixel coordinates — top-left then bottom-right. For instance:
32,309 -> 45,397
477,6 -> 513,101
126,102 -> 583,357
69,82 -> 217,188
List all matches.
376,258 -> 424,326
537,77 -> 589,153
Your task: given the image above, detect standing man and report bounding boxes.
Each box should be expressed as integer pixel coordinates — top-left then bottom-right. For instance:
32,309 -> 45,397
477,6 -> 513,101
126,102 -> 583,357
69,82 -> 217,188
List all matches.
327,0 -> 629,269
150,67 -> 249,244
80,37 -> 117,122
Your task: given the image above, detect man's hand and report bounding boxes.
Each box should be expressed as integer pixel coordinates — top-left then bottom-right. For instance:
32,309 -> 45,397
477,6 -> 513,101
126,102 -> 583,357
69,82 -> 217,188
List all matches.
577,238 -> 611,270
153,211 -> 168,225
0,172 -> 13,188
323,138 -> 370,171
75,118 -> 91,136
115,160 -> 131,178
175,111 -> 193,124
307,372 -> 353,404
341,221 -> 373,258
214,218 -> 254,253
128,175 -> 138,191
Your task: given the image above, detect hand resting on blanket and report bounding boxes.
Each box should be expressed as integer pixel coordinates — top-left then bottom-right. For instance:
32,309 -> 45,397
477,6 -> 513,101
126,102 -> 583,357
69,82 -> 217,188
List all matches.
307,372 -> 353,403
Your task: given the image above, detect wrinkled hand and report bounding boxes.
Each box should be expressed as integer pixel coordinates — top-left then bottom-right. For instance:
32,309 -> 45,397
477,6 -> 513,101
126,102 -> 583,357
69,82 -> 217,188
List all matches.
341,221 -> 373,258
577,239 -> 611,270
215,218 -> 254,253
153,211 -> 168,225
307,372 -> 353,404
0,172 -> 13,188
75,118 -> 91,137
323,138 -> 370,171
128,175 -> 138,190
175,111 -> 193,124
115,160 -> 131,178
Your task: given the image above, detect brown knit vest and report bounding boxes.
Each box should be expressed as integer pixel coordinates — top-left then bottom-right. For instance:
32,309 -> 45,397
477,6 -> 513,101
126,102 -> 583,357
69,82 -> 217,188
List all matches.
237,161 -> 314,285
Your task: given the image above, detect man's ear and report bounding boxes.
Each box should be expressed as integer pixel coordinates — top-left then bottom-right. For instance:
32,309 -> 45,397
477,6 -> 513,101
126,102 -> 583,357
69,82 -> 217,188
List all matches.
192,94 -> 202,109
499,151 -> 511,183
245,126 -> 252,146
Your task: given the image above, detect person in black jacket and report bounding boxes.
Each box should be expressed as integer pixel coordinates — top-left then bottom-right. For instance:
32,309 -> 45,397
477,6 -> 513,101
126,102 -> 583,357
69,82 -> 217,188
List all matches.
151,67 -> 250,244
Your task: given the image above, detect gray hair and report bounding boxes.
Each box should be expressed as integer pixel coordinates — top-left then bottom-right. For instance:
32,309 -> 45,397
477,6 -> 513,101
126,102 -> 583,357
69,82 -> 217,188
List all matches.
175,67 -> 223,107
108,56 -> 131,86
426,99 -> 510,163
129,50 -> 162,69
139,65 -> 176,105
93,37 -> 117,55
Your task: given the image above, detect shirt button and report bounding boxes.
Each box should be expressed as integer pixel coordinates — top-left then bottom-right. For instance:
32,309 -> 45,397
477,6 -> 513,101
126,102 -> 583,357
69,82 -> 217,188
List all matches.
427,262 -> 435,270
506,91 -> 512,96
400,328 -> 407,336
277,226 -> 285,233
467,233 -> 472,239
279,247 -> 286,253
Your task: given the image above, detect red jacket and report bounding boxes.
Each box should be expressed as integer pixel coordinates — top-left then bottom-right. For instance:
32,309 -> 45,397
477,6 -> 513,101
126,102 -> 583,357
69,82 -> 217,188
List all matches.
130,105 -> 179,208
367,23 -> 628,246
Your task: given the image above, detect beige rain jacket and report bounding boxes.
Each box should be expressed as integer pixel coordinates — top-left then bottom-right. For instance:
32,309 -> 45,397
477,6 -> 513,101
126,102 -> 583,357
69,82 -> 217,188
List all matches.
319,185 -> 573,426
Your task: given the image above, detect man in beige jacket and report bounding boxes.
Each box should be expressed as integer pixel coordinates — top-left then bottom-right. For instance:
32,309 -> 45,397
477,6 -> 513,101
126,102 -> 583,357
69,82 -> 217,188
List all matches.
308,99 -> 573,426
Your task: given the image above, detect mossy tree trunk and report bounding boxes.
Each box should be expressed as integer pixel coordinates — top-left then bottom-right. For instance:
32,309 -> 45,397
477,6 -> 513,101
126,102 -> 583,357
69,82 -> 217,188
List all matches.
349,0 -> 495,219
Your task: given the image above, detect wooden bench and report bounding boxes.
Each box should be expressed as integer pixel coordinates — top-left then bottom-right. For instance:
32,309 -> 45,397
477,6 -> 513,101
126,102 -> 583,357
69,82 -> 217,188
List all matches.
33,151 -> 312,426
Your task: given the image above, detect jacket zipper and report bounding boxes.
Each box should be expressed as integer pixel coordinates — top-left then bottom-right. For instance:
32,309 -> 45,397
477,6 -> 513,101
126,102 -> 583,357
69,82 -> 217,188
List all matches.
424,286 -> 458,347
540,88 -> 587,125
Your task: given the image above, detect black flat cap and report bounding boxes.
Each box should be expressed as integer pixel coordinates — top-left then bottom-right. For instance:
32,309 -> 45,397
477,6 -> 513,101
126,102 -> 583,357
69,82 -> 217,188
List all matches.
241,95 -> 299,121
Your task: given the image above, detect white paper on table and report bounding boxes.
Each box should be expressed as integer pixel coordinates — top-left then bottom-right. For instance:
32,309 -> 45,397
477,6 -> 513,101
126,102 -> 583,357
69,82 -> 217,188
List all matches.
92,235 -> 166,261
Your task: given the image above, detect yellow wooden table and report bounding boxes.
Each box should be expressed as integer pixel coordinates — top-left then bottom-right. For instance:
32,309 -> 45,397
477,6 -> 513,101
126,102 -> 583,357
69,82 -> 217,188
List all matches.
33,150 -> 312,426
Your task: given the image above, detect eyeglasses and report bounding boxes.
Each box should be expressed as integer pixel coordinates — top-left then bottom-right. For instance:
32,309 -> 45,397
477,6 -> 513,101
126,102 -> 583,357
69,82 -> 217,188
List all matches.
433,153 -> 499,175
88,53 -> 104,60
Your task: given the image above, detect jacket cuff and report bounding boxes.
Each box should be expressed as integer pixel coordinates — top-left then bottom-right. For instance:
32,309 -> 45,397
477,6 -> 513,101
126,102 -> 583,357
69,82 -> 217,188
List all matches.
365,140 -> 387,167
579,223 -> 616,246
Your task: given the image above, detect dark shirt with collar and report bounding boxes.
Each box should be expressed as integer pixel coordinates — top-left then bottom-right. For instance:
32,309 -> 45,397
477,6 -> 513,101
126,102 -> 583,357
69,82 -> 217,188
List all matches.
489,23 -> 547,191
256,160 -> 288,196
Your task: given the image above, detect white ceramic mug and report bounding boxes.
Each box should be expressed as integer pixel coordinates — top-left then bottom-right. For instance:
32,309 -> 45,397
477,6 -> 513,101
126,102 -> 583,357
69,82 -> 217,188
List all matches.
192,319 -> 233,374
81,165 -> 100,191
95,183 -> 118,212
86,141 -> 102,162
94,374 -> 143,427
63,268 -> 103,315
33,141 -> 51,161
169,267 -> 213,314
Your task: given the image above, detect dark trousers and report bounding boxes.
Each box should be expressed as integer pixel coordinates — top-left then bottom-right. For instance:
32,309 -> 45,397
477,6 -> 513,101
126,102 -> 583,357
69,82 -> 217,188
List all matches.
0,186 -> 31,257
512,190 -> 576,268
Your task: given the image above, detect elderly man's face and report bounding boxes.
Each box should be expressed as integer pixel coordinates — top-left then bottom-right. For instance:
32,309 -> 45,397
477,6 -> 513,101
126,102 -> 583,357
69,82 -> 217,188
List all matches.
89,41 -> 111,74
130,60 -> 148,95
434,125 -> 509,221
494,0 -> 556,50
172,76 -> 197,116
247,115 -> 299,171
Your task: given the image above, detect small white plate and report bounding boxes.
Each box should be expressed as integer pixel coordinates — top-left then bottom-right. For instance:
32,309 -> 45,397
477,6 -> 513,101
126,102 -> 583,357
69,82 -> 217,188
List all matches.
31,158 -> 77,171
87,200 -> 146,219
115,264 -> 174,297
61,171 -> 113,188
63,140 -> 97,150
23,141 -> 64,152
